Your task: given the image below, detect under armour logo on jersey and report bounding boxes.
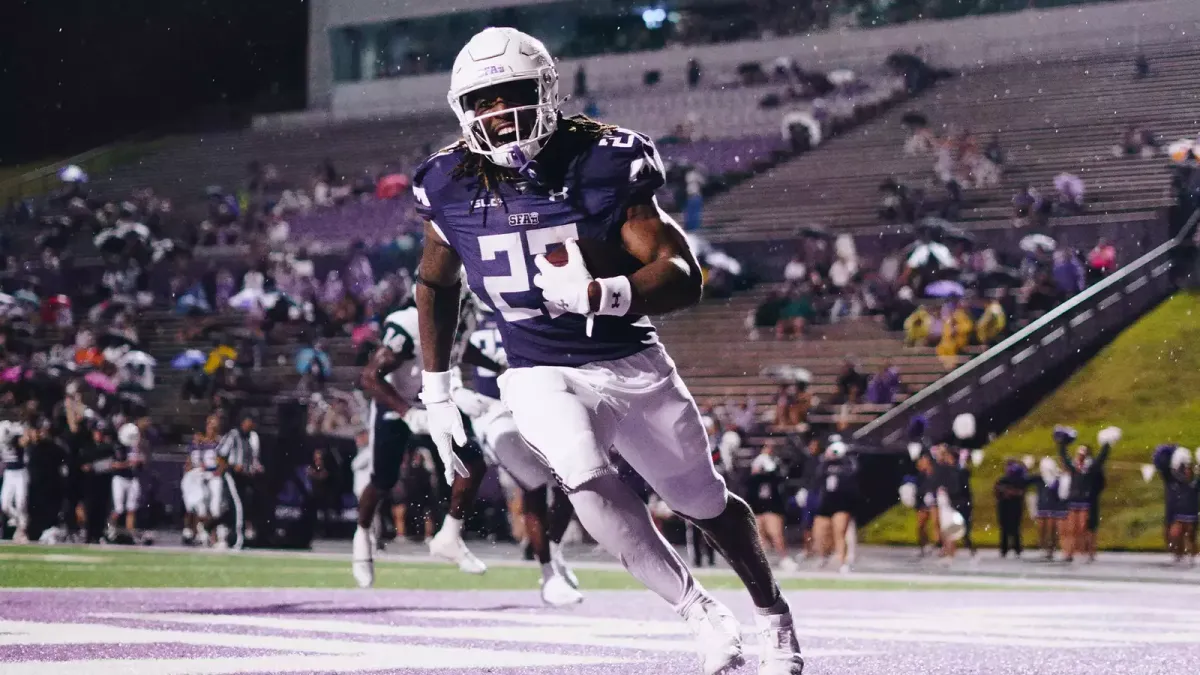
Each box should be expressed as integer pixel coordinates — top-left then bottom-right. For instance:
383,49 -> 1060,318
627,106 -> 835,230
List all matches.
548,187 -> 570,202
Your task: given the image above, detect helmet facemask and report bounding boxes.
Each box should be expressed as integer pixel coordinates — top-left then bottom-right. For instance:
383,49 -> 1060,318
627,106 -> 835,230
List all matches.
450,69 -> 559,170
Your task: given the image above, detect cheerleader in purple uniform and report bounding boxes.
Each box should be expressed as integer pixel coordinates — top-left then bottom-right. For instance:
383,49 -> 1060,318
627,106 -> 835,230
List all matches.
1031,456 -> 1067,560
1154,444 -> 1200,565
1055,426 -> 1118,563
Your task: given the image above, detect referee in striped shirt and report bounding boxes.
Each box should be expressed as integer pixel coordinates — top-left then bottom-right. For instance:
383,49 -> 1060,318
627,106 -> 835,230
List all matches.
216,416 -> 262,549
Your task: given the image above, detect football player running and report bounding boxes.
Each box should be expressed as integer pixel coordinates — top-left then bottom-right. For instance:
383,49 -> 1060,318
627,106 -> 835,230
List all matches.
454,301 -> 582,606
354,294 -> 504,587
412,27 -> 804,675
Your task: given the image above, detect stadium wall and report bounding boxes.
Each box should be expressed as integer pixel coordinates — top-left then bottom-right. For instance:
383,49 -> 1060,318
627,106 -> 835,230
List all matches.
301,0 -> 1199,121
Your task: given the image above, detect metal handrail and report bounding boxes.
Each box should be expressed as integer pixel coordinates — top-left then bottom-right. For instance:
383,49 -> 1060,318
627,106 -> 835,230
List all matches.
854,209 -> 1200,444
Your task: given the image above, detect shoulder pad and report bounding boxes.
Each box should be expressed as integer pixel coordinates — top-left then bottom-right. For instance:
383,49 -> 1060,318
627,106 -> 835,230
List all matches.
413,144 -> 467,220
381,308 -> 419,359
593,128 -> 665,196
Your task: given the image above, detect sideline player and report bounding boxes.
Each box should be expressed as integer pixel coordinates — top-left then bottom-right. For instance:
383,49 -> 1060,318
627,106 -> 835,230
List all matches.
180,433 -> 212,545
109,421 -> 145,541
412,27 -> 804,674
455,303 -> 582,606
0,421 -> 30,543
354,296 -> 504,587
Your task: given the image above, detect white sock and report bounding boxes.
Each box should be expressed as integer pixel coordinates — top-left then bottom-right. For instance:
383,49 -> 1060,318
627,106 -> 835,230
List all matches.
549,540 -> 564,561
568,473 -> 695,607
441,515 -> 463,538
541,563 -> 556,583
673,580 -> 713,621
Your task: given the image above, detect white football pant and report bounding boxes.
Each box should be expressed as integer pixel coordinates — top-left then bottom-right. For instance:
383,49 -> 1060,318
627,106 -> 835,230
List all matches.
111,476 -> 142,515
500,343 -> 728,520
0,468 -> 29,529
181,469 -> 210,518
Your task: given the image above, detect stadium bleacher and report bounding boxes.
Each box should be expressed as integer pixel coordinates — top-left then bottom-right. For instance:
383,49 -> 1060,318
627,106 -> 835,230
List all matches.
697,45 -> 1197,244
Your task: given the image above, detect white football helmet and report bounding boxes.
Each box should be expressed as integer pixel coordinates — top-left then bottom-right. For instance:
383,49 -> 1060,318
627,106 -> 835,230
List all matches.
118,422 -> 141,449
448,27 -> 560,169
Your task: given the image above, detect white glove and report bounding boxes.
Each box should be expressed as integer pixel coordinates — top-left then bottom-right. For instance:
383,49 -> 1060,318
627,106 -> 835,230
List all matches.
533,238 -> 595,333
419,371 -> 470,486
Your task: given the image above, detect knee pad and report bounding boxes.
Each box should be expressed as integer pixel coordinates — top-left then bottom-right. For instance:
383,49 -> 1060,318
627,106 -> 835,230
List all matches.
657,467 -> 729,521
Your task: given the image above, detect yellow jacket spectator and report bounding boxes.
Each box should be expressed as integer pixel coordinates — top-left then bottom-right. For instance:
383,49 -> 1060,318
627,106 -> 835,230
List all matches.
903,305 -> 933,346
948,305 -> 973,352
976,299 -> 1007,345
935,305 -> 974,368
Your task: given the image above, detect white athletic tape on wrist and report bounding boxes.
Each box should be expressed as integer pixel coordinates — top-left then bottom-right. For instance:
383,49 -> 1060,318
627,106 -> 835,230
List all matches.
595,276 -> 633,317
420,371 -> 453,404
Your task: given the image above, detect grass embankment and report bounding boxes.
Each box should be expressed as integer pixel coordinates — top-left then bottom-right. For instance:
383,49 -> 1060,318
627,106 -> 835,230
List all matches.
863,292 -> 1200,551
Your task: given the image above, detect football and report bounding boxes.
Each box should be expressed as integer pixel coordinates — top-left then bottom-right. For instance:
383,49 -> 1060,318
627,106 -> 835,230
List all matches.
543,237 -> 642,278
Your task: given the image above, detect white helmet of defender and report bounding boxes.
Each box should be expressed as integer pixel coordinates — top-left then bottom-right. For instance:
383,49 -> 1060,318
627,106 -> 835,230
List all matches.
448,27 -> 561,169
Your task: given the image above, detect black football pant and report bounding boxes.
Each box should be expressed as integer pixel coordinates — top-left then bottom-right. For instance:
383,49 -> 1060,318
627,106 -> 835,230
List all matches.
998,501 -> 1023,557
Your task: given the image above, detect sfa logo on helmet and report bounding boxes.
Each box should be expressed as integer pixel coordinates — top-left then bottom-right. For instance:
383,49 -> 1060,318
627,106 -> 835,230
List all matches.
479,65 -> 507,76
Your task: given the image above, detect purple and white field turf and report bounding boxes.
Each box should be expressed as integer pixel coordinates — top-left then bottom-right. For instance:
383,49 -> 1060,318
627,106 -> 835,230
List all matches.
3,584 -> 1200,674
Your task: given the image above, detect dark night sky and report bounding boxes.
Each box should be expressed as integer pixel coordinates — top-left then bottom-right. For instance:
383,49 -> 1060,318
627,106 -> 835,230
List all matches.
1,0 -> 309,165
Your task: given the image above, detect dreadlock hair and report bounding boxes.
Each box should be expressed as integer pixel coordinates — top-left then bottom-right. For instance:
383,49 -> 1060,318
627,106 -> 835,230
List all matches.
451,114 -> 618,213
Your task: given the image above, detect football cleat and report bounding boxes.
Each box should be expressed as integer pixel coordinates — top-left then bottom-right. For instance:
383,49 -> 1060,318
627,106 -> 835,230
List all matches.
540,572 -> 584,607
428,528 -> 487,574
684,597 -> 745,675
755,610 -> 805,675
352,527 -> 376,589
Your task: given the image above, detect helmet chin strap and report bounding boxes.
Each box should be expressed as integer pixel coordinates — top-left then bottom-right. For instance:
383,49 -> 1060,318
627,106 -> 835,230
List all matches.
505,145 -> 543,186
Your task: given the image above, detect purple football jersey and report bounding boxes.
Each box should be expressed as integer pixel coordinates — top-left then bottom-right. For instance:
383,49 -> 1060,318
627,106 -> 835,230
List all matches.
414,124 -> 665,368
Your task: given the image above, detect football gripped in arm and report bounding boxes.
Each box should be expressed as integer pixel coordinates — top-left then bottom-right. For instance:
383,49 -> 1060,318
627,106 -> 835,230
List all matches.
591,196 -> 703,316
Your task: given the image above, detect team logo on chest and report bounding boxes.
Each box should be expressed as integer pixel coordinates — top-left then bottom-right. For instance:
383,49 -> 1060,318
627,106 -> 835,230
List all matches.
548,187 -> 570,202
471,195 -> 501,209
507,212 -> 540,226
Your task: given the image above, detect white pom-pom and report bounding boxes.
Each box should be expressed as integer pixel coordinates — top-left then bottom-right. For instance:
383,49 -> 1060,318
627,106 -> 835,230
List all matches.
1057,474 -> 1072,501
1022,455 -> 1035,469
796,488 -> 809,506
952,413 -> 976,440
1195,448 -> 1200,466
1140,464 -> 1156,483
970,450 -> 985,467
907,442 -> 923,462
1171,446 -> 1191,471
1097,426 -> 1122,446
1039,456 -> 1058,479
899,482 -> 917,508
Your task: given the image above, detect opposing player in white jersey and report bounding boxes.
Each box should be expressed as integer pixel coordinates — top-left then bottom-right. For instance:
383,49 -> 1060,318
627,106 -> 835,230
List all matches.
452,301 -> 582,606
109,421 -> 145,540
413,27 -> 804,674
182,417 -> 228,547
0,421 -> 30,543
354,297 -> 504,587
